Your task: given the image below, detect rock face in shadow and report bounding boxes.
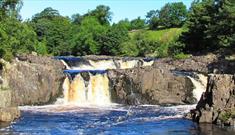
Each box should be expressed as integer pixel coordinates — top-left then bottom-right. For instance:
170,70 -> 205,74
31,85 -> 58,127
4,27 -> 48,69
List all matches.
1,55 -> 65,106
189,74 -> 235,126
108,66 -> 196,105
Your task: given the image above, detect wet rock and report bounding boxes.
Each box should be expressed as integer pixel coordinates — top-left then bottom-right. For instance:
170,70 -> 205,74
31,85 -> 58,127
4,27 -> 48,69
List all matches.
108,66 -> 195,105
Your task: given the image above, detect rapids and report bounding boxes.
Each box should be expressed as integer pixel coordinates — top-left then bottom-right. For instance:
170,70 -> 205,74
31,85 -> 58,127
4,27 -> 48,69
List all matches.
1,57 -> 222,135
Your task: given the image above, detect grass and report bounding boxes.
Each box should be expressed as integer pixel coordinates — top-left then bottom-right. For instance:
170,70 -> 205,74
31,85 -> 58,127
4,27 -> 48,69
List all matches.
129,28 -> 184,44
127,28 -> 186,57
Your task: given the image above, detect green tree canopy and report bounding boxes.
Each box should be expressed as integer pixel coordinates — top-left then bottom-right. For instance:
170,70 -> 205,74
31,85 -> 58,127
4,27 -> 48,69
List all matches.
71,16 -> 107,55
181,0 -> 235,52
0,0 -> 22,20
130,17 -> 145,30
30,7 -> 72,55
85,5 -> 112,25
0,18 -> 39,60
98,23 -> 129,55
32,7 -> 60,22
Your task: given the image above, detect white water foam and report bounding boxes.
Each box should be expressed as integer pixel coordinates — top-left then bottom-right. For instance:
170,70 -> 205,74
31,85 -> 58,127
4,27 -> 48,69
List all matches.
187,74 -> 207,102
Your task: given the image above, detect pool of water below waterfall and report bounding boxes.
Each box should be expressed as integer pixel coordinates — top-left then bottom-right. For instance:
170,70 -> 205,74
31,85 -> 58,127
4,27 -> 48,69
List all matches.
1,104 -> 235,135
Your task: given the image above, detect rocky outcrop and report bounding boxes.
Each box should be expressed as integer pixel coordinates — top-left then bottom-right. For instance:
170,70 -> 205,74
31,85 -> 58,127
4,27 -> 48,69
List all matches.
153,54 -> 217,74
1,55 -> 65,106
189,74 -> 235,126
108,66 -> 196,105
154,54 -> 235,74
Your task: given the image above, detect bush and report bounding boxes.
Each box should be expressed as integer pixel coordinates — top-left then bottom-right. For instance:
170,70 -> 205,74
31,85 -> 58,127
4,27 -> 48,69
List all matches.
173,52 -> 190,59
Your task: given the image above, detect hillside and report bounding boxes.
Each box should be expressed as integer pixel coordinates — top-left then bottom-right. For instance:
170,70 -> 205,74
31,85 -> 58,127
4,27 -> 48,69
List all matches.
122,28 -> 185,57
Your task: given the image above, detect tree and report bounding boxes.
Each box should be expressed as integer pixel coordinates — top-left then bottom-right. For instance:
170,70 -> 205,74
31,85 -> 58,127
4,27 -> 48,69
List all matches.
0,0 -> 22,20
146,10 -> 159,30
71,13 -> 83,25
32,7 -> 60,22
117,19 -> 131,30
98,23 -> 129,55
86,5 -> 112,25
0,18 -> 39,60
130,17 -> 145,30
30,7 -> 72,55
159,2 -> 188,28
71,16 -> 107,55
181,0 -> 235,52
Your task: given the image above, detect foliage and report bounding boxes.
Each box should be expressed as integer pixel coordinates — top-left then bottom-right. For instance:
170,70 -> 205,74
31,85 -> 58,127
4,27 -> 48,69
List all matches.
0,0 -> 22,20
130,17 -> 146,30
173,52 -> 190,59
85,5 -> 112,25
1,0 -> 234,60
30,7 -> 72,55
98,23 -> 129,55
147,2 -> 188,30
117,19 -> 131,30
120,40 -> 139,56
71,13 -> 83,25
159,2 -> 187,28
32,7 -> 60,22
181,0 -> 235,52
0,18 -> 39,60
127,28 -> 184,57
71,16 -> 107,55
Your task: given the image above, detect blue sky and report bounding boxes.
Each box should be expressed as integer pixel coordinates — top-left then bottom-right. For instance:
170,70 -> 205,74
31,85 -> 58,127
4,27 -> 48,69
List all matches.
21,0 -> 193,23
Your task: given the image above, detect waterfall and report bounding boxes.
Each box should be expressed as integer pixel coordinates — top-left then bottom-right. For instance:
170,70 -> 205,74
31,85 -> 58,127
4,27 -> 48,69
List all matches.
172,71 -> 207,102
62,73 -> 111,105
118,60 -> 140,69
188,74 -> 207,102
55,57 -> 155,105
87,73 -> 110,104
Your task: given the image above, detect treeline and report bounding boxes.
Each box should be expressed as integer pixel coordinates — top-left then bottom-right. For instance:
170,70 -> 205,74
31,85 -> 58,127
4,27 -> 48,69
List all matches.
0,0 -> 234,61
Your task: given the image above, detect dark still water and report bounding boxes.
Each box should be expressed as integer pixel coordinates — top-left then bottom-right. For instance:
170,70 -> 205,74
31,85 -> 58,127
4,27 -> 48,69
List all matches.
0,104 -> 234,135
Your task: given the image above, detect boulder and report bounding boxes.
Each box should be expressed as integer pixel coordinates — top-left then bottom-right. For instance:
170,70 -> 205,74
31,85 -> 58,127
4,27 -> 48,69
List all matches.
108,66 -> 195,105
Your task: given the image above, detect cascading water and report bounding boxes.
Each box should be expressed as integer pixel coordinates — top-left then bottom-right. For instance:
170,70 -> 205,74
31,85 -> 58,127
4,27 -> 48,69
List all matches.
57,57 -> 155,105
188,74 -> 208,101
2,57 -> 222,135
62,72 -> 111,105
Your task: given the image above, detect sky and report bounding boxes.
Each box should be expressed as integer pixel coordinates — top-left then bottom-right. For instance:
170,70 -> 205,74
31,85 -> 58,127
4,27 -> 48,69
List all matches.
20,0 -> 194,23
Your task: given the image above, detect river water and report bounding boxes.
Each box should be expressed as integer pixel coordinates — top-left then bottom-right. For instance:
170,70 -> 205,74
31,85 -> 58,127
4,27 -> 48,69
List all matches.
1,104 -> 199,135
1,104 -> 235,135
1,57 -> 234,134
